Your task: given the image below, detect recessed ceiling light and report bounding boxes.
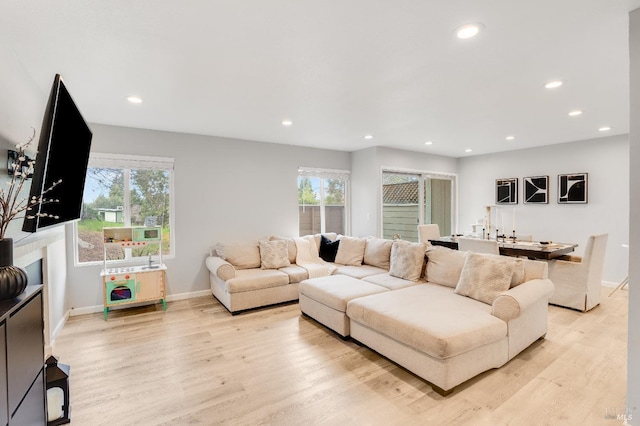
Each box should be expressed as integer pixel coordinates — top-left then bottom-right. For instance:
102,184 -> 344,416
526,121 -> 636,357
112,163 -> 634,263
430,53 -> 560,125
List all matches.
424,141 -> 433,145
282,120 -> 292,127
598,126 -> 612,132
127,96 -> 143,104
364,135 -> 373,140
568,110 -> 583,117
465,148 -> 473,153
456,23 -> 483,39
544,80 -> 563,89
505,135 -> 515,141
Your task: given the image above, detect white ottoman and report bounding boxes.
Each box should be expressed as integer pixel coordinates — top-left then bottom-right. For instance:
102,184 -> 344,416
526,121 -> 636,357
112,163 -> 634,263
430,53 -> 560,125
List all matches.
299,275 -> 389,337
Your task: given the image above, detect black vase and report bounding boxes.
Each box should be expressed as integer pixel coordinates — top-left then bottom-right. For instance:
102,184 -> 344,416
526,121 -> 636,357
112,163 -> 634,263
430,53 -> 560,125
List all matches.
0,238 -> 28,301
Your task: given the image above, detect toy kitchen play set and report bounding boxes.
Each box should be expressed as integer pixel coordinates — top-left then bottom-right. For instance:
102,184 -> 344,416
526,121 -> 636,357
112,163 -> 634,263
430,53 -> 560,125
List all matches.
100,226 -> 166,320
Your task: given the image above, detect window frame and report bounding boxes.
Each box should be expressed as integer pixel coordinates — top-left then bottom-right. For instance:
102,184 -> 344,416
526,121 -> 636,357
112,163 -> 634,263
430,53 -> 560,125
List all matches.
73,152 -> 176,267
297,166 -> 351,236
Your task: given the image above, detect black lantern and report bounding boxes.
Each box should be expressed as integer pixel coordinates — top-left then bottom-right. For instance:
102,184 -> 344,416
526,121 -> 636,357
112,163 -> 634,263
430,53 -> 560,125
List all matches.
45,355 -> 70,425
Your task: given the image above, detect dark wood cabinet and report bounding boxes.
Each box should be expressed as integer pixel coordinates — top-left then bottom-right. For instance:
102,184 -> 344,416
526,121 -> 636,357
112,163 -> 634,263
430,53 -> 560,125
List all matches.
0,323 -> 7,426
0,285 -> 45,425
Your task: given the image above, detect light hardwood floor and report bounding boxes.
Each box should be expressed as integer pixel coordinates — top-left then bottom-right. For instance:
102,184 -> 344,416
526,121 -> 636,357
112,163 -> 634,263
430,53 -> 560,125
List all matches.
54,287 -> 629,426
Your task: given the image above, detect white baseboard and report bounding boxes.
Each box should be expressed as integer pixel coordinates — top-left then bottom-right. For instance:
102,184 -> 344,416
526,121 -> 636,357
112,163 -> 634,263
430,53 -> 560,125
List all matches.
69,304 -> 104,316
68,289 -> 213,317
166,289 -> 211,302
603,280 -> 624,288
47,310 -> 71,355
51,310 -> 70,336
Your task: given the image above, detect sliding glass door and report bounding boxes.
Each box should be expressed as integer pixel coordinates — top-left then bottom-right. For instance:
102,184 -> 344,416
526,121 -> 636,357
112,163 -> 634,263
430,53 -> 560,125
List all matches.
382,170 -> 454,242
426,177 -> 452,235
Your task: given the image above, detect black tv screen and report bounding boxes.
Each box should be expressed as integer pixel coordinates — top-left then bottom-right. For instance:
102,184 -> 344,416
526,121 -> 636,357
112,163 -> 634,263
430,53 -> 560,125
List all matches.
22,74 -> 93,232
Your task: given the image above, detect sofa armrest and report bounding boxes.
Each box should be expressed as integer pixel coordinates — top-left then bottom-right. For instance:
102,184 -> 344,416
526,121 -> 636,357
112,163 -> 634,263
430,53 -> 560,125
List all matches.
492,278 -> 554,321
205,256 -> 236,281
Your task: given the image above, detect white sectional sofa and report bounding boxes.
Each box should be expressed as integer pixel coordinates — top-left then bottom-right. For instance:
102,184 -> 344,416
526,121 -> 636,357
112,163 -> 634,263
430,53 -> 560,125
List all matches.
205,234 -> 554,395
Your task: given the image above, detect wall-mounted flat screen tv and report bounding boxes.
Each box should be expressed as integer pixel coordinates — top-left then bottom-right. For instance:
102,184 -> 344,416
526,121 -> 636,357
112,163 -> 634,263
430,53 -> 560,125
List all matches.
22,74 -> 93,232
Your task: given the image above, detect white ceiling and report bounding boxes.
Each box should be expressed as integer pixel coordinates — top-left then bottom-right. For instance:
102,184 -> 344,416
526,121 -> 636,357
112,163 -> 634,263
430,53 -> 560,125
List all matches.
2,0 -> 640,158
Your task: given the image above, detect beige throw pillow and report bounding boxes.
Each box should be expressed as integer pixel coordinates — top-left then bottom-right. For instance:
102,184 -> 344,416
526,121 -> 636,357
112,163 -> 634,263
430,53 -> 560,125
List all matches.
454,252 -> 515,305
425,246 -> 468,288
388,240 -> 427,281
363,236 -> 393,269
258,239 -> 291,269
270,235 -> 297,264
215,240 -> 261,269
334,236 -> 367,266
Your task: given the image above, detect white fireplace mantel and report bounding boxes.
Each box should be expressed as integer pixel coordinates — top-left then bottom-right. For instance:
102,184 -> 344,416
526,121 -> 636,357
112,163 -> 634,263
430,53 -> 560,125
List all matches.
14,226 -> 65,268
13,225 -> 67,355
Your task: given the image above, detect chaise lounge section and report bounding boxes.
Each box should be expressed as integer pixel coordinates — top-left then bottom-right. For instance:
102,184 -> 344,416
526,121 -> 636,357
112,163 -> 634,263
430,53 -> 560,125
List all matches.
299,244 -> 554,395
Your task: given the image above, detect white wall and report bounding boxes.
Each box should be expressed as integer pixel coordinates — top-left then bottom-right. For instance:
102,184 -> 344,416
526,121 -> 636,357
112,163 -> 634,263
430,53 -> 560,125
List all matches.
65,124 -> 351,311
628,6 -> 639,419
68,132 -> 458,311
458,135 -> 629,284
351,147 -> 382,237
0,42 -> 47,145
44,236 -> 67,347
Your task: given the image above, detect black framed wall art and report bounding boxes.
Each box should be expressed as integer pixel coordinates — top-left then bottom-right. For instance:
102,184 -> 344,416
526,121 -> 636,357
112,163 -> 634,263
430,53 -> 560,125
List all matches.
523,175 -> 549,204
496,178 -> 518,204
558,173 -> 588,204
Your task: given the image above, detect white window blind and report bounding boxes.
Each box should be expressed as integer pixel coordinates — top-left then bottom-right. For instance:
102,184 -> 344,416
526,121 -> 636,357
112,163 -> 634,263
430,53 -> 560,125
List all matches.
297,166 -> 350,180
89,153 -> 175,170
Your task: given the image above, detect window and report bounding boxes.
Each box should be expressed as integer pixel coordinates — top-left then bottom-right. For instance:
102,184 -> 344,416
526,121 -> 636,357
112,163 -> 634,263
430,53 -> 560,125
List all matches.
382,169 -> 455,241
298,167 -> 350,236
75,153 -> 174,265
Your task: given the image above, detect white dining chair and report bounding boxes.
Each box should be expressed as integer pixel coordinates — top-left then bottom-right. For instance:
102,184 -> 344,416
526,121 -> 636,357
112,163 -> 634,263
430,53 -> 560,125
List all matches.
545,233 -> 608,312
457,238 -> 500,255
417,224 -> 440,244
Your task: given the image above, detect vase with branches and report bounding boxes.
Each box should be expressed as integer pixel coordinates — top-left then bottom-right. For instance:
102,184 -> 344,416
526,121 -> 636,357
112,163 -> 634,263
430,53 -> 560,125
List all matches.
0,128 -> 61,300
